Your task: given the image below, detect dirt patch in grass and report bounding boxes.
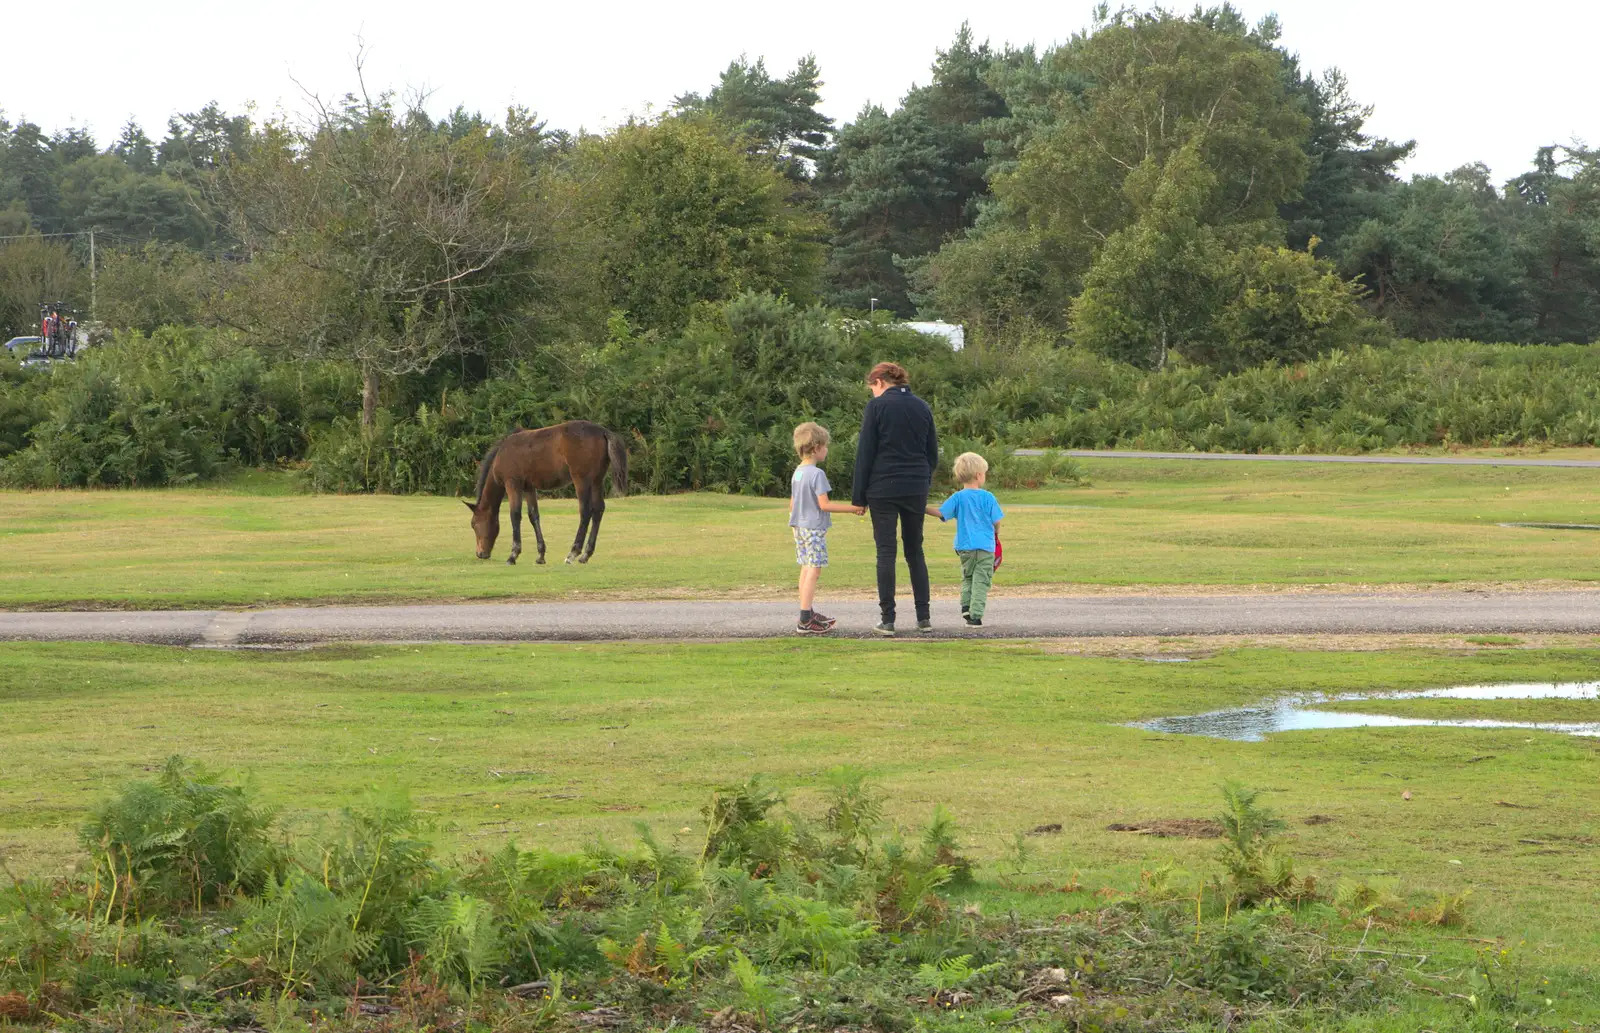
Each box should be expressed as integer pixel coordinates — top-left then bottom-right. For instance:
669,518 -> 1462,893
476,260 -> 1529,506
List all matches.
1106,818 -> 1224,839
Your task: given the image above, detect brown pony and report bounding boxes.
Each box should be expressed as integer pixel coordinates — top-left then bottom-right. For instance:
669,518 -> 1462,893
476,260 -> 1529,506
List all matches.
465,421 -> 629,565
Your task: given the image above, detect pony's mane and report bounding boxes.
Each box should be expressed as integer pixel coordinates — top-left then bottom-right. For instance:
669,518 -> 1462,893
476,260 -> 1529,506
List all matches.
473,441 -> 502,502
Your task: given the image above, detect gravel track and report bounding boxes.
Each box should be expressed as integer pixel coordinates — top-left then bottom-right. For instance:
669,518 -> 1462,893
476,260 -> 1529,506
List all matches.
3,590 -> 1599,645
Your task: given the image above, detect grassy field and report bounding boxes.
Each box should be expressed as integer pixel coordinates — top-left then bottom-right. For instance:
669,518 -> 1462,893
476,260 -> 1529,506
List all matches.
2,638 -> 1597,1017
5,456 -> 1600,607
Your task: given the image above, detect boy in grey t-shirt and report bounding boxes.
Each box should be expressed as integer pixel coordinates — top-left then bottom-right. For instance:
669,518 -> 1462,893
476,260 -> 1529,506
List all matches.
790,422 -> 865,634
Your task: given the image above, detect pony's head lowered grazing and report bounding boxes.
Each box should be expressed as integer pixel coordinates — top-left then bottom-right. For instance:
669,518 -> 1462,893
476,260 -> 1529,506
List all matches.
465,444 -> 502,559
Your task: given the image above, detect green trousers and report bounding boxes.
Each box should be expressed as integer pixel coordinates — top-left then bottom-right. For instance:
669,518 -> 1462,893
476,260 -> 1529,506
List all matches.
958,549 -> 995,619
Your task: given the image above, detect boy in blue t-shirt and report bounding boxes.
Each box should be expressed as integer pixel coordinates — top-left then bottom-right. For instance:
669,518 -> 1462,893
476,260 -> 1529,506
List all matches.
928,452 -> 1004,626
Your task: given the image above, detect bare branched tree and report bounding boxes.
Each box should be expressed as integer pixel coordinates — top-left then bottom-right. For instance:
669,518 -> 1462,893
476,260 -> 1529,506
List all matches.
218,52 -> 576,428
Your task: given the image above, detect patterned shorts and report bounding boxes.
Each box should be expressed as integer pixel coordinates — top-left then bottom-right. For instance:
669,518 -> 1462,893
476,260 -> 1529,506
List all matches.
793,527 -> 829,567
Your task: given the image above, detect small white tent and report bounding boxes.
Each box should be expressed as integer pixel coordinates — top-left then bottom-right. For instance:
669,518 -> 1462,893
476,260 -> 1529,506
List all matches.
899,320 -> 965,351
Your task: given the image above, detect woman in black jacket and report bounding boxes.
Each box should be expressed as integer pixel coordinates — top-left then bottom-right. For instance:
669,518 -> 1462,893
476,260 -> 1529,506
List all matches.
851,362 -> 938,636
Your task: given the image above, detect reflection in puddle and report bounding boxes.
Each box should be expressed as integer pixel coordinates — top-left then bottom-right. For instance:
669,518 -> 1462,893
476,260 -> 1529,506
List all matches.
1139,681 -> 1600,741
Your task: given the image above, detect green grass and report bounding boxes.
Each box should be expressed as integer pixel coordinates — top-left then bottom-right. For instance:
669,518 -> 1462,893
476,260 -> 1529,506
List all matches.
7,456 -> 1600,607
2,639 -> 1597,1012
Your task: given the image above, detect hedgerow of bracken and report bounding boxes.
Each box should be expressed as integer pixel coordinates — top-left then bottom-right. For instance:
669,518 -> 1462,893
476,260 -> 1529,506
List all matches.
3,294 -> 1599,493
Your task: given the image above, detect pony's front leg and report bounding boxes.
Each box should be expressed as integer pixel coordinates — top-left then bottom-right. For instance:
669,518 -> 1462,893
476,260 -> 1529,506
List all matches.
507,486 -> 523,565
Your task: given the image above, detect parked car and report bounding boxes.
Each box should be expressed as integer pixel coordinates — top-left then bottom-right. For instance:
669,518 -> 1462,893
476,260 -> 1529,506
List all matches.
4,336 -> 42,354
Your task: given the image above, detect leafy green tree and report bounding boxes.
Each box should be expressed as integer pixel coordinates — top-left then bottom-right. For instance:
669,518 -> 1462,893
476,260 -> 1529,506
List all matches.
1003,10 -> 1308,243
819,26 -> 1009,313
1339,167 -> 1531,340
51,127 -> 97,165
81,174 -> 216,248
1072,143 -> 1375,369
819,106 -> 957,314
1188,5 -> 1412,253
0,235 -> 84,337
676,56 -> 833,178
96,242 -> 225,332
1506,146 -> 1600,343
924,9 -> 1311,336
911,225 -> 1076,336
0,201 -> 28,236
1069,146 -> 1233,368
0,121 -> 64,233
1208,242 -> 1380,367
158,102 -> 252,181
572,115 -> 824,333
1279,69 -> 1413,253
112,120 -> 157,173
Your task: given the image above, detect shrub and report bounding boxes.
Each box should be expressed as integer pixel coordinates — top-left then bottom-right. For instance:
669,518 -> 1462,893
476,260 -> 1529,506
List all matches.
1,759 -> 1493,1030
80,756 -> 280,914
1212,782 -> 1315,906
0,327 -> 351,487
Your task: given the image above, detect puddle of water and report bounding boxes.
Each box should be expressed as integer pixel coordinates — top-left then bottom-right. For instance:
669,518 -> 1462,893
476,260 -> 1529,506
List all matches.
1138,681 -> 1600,741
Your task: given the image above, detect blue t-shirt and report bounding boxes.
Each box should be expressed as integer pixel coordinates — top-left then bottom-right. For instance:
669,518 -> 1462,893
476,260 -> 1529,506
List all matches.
938,488 -> 1003,552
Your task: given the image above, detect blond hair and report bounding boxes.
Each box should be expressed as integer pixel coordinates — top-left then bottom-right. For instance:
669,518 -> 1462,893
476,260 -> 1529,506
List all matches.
952,451 -> 989,484
793,421 -> 831,458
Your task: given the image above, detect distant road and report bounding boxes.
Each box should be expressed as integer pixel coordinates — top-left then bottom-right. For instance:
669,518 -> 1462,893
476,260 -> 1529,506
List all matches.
1013,449 -> 1600,469
3,591 -> 1599,645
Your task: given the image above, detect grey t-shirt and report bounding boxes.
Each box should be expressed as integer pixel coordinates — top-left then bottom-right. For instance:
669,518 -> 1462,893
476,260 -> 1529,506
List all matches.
790,463 -> 832,529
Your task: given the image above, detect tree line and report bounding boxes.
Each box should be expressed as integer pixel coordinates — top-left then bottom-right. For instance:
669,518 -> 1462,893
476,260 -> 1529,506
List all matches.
1,5 -> 1597,428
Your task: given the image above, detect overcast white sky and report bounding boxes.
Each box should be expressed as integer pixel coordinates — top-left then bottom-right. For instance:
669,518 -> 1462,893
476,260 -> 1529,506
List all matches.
16,0 -> 1597,184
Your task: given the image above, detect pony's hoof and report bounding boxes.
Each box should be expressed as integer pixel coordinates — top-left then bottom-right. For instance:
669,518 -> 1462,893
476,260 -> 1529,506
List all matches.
506,557 -> 517,566
564,554 -> 577,565
536,556 -> 547,565
578,553 -> 591,564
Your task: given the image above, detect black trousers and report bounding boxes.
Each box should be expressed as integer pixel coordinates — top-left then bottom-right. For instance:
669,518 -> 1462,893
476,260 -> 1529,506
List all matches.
868,495 -> 930,623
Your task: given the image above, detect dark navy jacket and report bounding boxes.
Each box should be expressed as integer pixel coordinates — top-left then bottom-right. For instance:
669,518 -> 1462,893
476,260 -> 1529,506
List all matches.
851,384 -> 938,505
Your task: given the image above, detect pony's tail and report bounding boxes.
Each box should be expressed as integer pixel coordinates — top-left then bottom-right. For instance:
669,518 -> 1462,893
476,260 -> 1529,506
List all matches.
606,430 -> 630,497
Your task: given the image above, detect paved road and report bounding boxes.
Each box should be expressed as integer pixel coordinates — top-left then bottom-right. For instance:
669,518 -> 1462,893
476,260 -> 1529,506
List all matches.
3,591 -> 1598,645
1013,448 -> 1600,469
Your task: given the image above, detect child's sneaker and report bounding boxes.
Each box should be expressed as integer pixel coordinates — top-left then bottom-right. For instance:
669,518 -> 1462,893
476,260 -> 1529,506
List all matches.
813,611 -> 837,628
873,621 -> 895,637
964,615 -> 983,627
917,619 -> 934,635
796,616 -> 832,635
